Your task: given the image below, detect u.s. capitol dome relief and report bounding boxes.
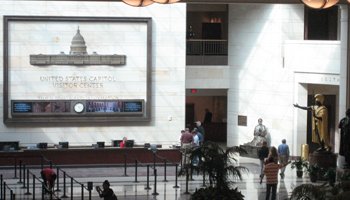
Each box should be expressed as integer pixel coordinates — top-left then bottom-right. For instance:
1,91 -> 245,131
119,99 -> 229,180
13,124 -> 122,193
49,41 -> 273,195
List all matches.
30,28 -> 126,66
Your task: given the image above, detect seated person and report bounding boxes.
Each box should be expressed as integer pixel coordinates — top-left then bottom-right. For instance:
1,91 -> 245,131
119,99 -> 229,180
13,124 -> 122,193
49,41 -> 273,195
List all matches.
96,180 -> 118,200
119,137 -> 127,148
41,167 -> 57,193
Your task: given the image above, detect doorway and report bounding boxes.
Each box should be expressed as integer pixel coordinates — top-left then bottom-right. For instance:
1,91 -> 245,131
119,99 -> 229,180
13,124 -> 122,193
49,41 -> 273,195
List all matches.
185,89 -> 227,142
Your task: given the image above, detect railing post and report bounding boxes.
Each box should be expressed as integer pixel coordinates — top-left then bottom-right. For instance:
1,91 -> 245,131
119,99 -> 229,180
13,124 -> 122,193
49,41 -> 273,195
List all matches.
124,153 -> 127,176
184,167 -> 190,194
17,160 -> 22,184
70,177 -> 73,200
61,171 -> 68,198
163,160 -> 168,182
144,165 -> 151,190
41,182 -> 45,200
10,189 -> 13,200
22,165 -> 26,189
13,158 -> 17,179
33,175 -> 36,200
173,164 -> 179,188
55,167 -> 61,192
3,182 -> 6,200
81,184 -> 84,200
25,169 -> 31,195
152,169 -> 159,196
134,160 -> 138,183
0,174 -> 3,198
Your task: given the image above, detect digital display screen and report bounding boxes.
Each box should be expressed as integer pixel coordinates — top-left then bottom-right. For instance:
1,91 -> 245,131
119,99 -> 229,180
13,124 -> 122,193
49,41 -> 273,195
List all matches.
123,102 -> 143,112
11,99 -> 144,116
13,102 -> 32,113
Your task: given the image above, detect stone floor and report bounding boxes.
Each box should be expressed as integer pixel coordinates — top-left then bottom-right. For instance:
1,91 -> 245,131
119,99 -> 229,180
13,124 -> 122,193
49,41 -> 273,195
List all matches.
0,156 -> 314,200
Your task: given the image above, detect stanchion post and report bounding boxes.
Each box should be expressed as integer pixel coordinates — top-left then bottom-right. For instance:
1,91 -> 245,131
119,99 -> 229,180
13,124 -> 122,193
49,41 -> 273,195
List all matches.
14,158 -> 17,179
22,164 -> 26,188
18,160 -> 22,184
61,171 -> 68,198
134,160 -> 138,183
40,156 -> 44,170
25,169 -> 31,195
55,168 -> 61,192
124,153 -> 127,176
173,164 -> 180,188
33,175 -> 36,200
163,160 -> 168,182
0,174 -> 3,198
152,169 -> 159,195
3,182 -> 6,199
49,161 -> 52,169
81,184 -> 84,200
145,165 -> 151,190
184,166 -> 190,194
70,177 -> 73,200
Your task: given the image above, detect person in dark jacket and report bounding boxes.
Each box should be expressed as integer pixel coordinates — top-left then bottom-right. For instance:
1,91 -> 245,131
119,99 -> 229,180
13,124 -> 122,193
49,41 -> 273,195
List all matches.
258,141 -> 269,184
96,180 -> 118,200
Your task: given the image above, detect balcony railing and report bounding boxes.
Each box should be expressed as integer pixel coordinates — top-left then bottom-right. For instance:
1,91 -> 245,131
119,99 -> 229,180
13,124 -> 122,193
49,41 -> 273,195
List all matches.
186,39 -> 228,65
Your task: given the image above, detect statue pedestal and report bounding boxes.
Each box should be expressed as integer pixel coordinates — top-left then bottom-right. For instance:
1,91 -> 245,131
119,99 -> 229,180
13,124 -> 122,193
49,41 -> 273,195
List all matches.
239,145 -> 259,159
309,151 -> 337,168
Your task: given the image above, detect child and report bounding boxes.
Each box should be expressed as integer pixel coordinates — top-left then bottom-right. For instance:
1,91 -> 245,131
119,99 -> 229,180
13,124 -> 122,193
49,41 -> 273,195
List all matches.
263,156 -> 290,200
96,180 -> 118,200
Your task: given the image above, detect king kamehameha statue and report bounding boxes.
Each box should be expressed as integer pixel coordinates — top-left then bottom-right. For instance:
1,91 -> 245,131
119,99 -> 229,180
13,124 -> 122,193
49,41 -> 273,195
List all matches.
294,94 -> 330,152
294,94 -> 337,171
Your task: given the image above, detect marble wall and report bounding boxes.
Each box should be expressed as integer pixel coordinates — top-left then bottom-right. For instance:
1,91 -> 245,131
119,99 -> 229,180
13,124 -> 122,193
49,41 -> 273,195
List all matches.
0,1 -> 186,146
226,4 -> 344,156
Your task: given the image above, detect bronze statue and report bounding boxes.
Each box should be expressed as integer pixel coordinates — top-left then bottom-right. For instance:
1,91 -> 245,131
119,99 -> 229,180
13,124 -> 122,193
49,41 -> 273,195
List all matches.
294,94 -> 329,151
339,108 -> 350,168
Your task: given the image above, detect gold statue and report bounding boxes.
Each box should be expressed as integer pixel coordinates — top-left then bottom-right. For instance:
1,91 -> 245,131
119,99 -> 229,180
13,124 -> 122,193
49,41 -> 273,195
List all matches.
294,94 -> 329,151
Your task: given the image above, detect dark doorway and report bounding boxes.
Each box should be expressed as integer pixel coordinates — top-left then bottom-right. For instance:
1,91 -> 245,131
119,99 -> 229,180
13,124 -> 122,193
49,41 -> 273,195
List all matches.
307,95 -> 336,153
186,103 -> 195,128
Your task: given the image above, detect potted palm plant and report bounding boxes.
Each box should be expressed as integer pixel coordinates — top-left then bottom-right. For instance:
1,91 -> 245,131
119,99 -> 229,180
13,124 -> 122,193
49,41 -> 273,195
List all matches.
307,164 -> 321,183
290,158 -> 309,178
180,141 -> 248,200
324,167 -> 337,186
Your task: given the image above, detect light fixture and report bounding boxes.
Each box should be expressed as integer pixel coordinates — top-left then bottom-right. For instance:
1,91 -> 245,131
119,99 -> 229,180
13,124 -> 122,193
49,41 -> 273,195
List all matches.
152,0 -> 181,3
122,0 -> 154,7
301,0 -> 339,9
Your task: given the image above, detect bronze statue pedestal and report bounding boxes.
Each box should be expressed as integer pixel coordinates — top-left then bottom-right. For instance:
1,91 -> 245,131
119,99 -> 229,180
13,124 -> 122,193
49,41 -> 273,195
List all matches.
309,151 -> 337,168
239,145 -> 259,159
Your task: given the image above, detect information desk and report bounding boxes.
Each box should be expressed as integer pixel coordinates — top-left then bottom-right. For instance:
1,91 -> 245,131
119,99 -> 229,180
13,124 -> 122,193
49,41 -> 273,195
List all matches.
0,147 -> 181,166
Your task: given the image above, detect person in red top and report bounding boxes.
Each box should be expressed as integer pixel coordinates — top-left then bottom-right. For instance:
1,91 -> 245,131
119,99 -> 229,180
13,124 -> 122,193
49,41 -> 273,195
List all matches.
119,137 -> 127,148
263,156 -> 290,200
41,167 -> 57,193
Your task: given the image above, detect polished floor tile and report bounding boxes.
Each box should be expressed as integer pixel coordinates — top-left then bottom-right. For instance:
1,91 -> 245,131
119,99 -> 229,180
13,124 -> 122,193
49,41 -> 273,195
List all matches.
0,156 -> 314,200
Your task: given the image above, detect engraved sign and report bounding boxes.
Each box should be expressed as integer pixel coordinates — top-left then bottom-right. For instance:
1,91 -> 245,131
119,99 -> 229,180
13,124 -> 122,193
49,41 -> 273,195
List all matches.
238,115 -> 247,126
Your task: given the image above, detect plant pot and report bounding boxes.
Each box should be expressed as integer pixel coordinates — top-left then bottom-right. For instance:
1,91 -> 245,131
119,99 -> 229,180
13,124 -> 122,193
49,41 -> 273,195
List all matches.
309,174 -> 317,182
296,170 -> 303,178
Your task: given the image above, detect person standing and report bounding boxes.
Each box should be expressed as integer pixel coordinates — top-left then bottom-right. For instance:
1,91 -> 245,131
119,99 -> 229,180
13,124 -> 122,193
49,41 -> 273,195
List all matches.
294,94 -> 329,150
195,121 -> 205,141
203,108 -> 213,124
41,167 -> 57,193
339,108 -> 350,168
278,139 -> 290,179
180,129 -> 193,166
96,180 -> 118,200
119,137 -> 127,148
264,156 -> 290,200
258,141 -> 269,184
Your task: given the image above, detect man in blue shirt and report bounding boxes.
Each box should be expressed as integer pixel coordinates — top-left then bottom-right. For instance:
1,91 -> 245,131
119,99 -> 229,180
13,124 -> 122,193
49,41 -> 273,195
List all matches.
278,139 -> 290,179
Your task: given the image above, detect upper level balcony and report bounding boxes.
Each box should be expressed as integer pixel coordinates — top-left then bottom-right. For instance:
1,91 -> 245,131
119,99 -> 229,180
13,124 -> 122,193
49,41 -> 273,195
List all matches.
186,39 -> 228,65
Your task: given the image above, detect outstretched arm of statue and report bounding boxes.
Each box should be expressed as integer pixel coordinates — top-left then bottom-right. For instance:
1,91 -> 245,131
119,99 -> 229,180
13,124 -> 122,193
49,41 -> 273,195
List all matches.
293,103 -> 311,111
